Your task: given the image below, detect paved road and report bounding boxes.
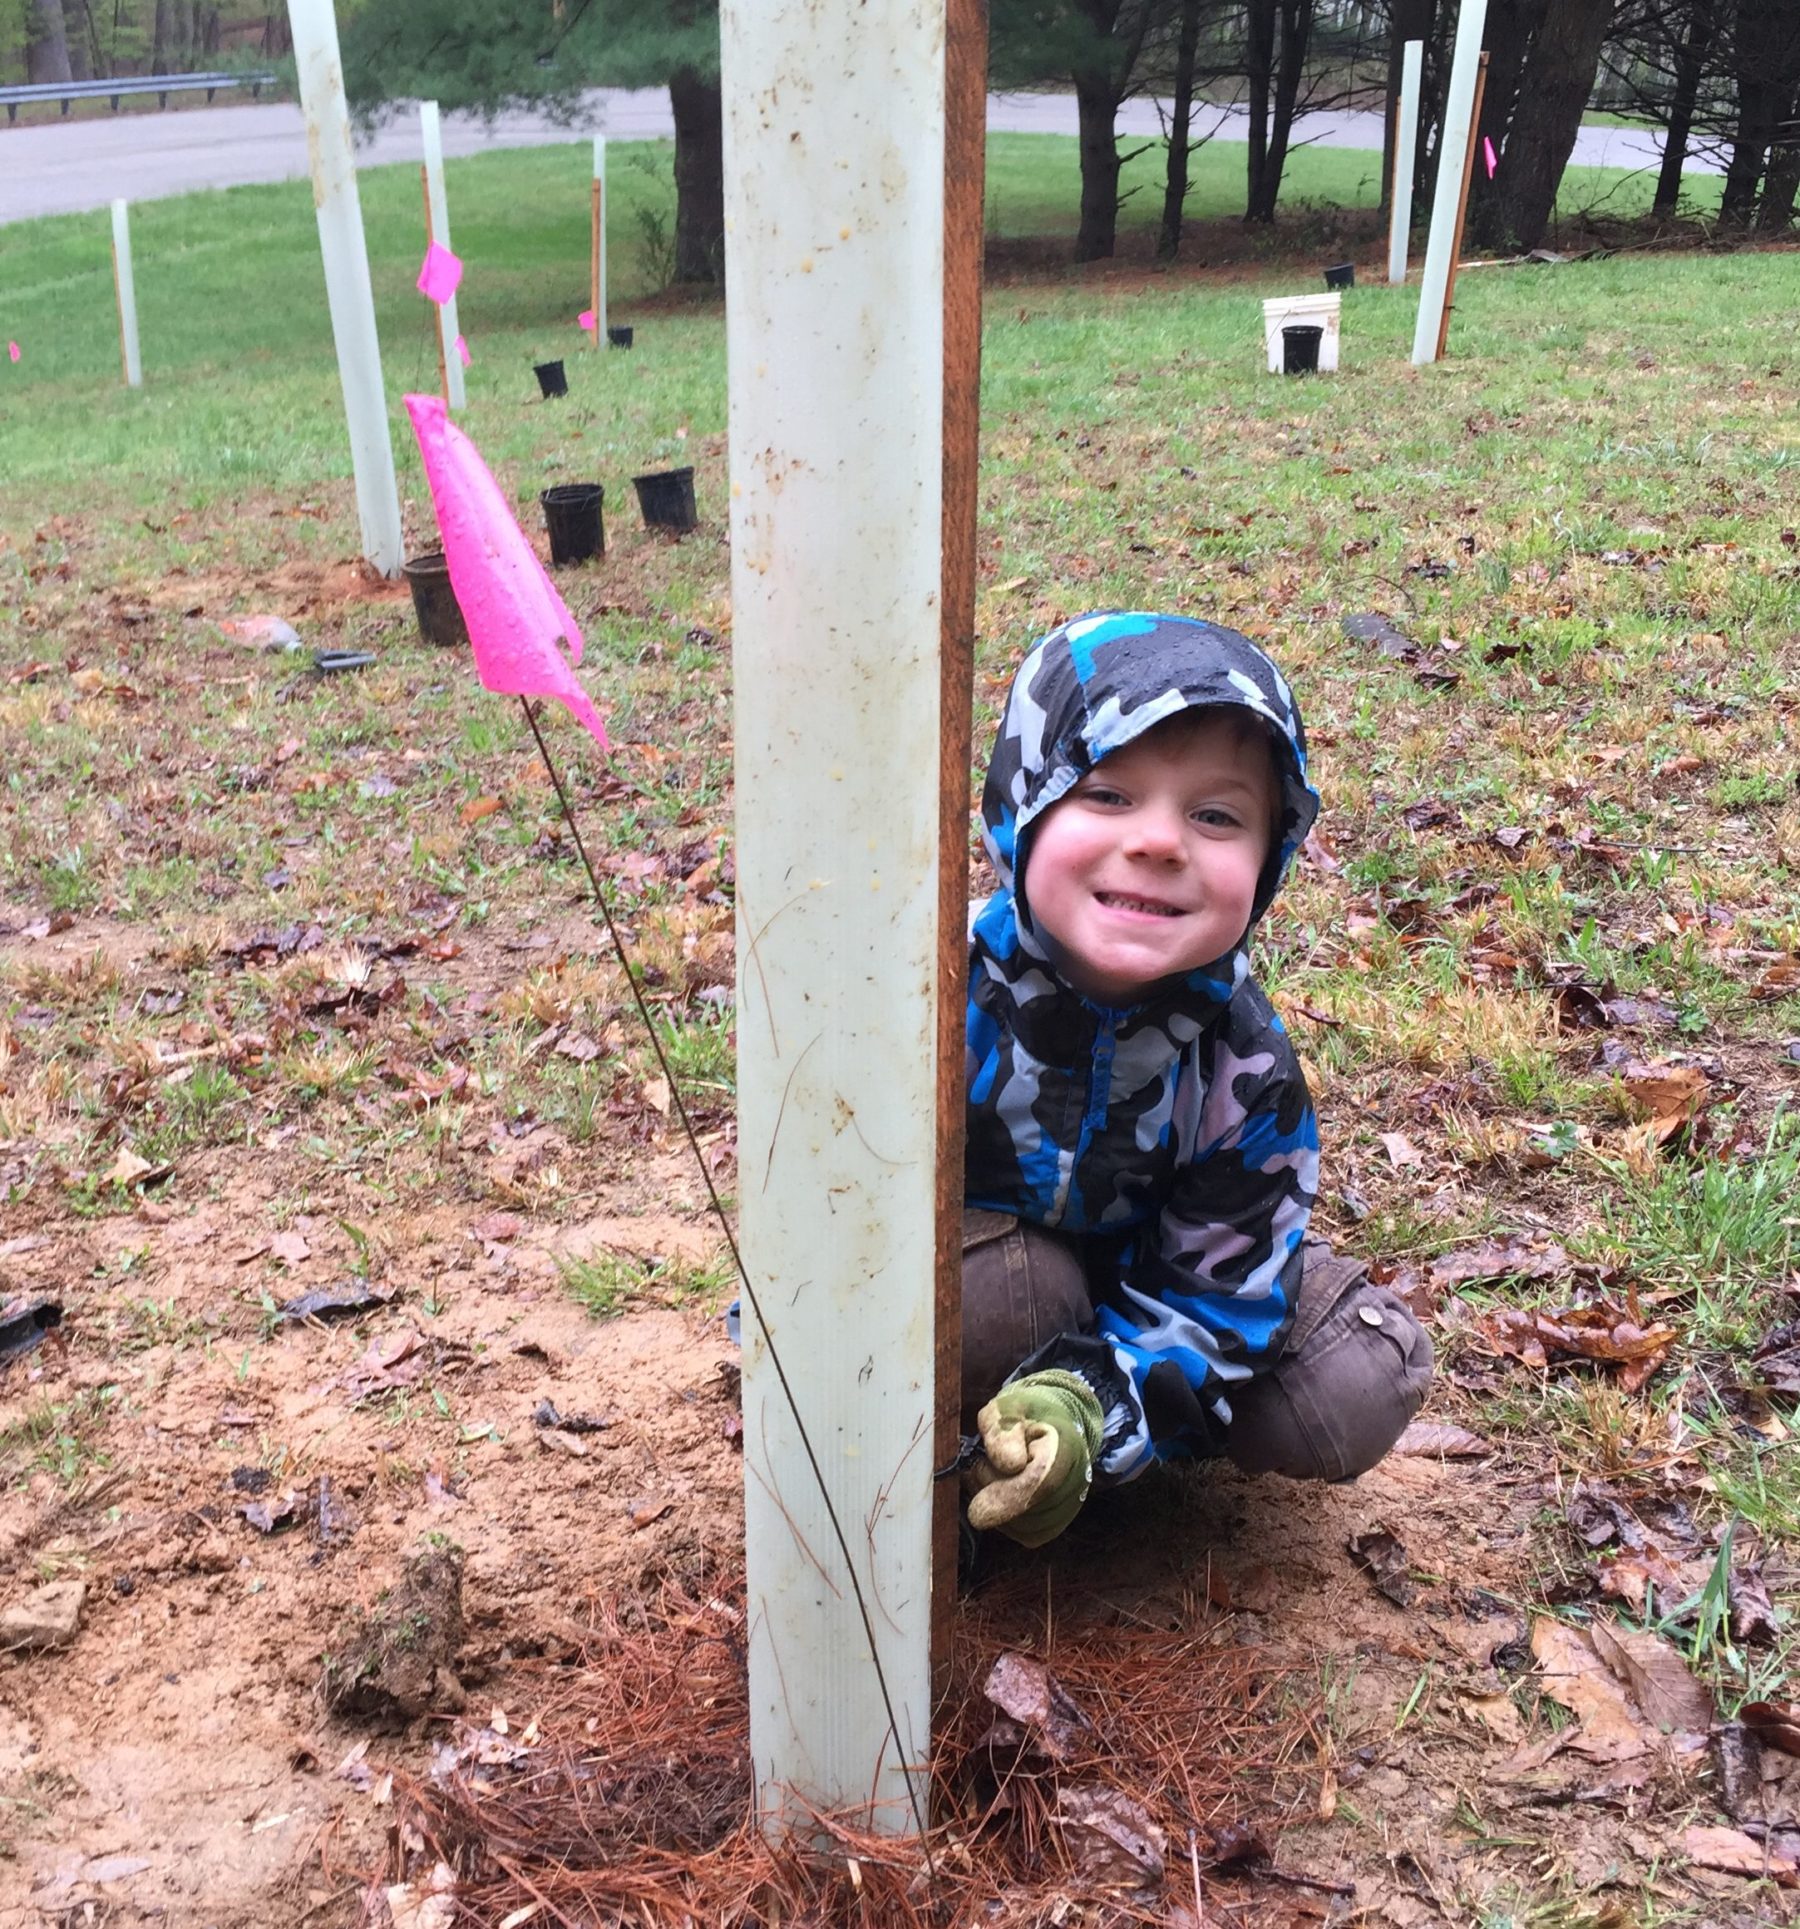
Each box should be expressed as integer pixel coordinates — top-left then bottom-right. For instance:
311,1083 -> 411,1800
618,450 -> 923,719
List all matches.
0,86 -> 1702,226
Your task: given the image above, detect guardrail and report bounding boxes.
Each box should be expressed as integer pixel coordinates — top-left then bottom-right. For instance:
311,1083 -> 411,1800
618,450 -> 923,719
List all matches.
0,71 -> 276,124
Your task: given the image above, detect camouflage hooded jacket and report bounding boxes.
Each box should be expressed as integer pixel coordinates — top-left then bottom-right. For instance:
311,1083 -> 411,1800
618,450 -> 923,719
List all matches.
966,612 -> 1322,1480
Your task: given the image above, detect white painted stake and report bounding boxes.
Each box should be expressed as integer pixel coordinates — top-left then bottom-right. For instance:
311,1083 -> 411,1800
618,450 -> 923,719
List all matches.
592,135 -> 607,342
723,0 -> 946,1837
1412,0 -> 1488,364
288,0 -> 404,575
109,199 -> 142,388
419,102 -> 466,411
1387,40 -> 1422,284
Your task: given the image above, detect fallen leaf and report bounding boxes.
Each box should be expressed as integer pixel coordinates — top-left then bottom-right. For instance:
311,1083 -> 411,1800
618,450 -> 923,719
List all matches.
1752,959 -> 1800,1000
1379,1131 -> 1425,1168
1620,1061 -> 1711,1143
1428,1239 -> 1569,1291
1742,1701 -> 1800,1757
1347,1526 -> 1417,1606
1530,1620 -> 1655,1761
460,795 -> 503,827
1587,1620 -> 1713,1736
642,1075 -> 672,1115
1458,1689 -> 1524,1743
1392,1420 -> 1490,1459
553,1031 -> 603,1062
269,1229 -> 310,1266
101,1146 -> 156,1186
1682,1824 -> 1799,1887
626,1497 -> 672,1530
981,1652 -> 1096,1763
468,1211 -> 523,1245
1052,1784 -> 1166,1891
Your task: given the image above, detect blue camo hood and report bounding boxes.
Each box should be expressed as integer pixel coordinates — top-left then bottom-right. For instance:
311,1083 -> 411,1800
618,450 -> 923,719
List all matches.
981,612 -> 1320,961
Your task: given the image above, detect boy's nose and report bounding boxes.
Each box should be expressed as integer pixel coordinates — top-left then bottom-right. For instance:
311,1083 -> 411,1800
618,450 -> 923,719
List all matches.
1123,805 -> 1186,861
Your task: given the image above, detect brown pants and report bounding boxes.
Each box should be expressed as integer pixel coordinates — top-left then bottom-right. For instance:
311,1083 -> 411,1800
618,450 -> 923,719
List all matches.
961,1211 -> 1433,1483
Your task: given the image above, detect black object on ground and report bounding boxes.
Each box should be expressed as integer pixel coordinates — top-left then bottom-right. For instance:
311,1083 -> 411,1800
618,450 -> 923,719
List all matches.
277,1283 -> 393,1323
0,1297 -> 61,1364
607,325 -> 633,348
540,483 -> 606,566
311,650 -> 378,675
533,1397 -> 611,1434
534,358 -> 568,398
1282,324 -> 1324,374
1323,261 -> 1356,289
632,465 -> 698,533
403,549 -> 469,649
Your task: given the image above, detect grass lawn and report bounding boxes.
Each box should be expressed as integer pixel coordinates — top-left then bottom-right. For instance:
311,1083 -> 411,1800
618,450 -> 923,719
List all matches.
1,130 -> 1798,1924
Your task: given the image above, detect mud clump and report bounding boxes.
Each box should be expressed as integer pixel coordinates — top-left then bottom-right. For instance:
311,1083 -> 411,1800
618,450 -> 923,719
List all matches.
321,1544 -> 466,1723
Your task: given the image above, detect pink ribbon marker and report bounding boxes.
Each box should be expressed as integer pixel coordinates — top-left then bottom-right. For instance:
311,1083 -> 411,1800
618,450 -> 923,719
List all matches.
454,335 -> 471,368
1483,136 -> 1498,179
416,242 -> 463,305
7,342 -> 18,364
405,393 -> 609,753
577,309 -> 597,333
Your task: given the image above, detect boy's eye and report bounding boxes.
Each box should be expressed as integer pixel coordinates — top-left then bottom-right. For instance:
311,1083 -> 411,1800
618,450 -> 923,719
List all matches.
1081,785 -> 1128,807
1191,807 -> 1242,829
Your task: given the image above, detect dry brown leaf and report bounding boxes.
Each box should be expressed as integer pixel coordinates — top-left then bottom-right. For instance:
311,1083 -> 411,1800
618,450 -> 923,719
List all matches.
1379,1130 -> 1425,1168
1530,1620 -> 1656,1761
269,1229 -> 310,1266
1587,1620 -> 1713,1737
1741,1701 -> 1800,1757
1052,1784 -> 1166,1891
642,1076 -> 672,1116
460,795 -> 503,827
101,1146 -> 156,1186
1428,1239 -> 1569,1291
1392,1421 -> 1490,1459
1752,959 -> 1800,1000
626,1497 -> 672,1531
1620,1061 -> 1711,1142
1682,1824 -> 1799,1887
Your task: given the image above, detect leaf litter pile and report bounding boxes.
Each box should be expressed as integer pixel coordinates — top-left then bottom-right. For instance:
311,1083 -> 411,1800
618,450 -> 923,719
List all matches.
4,235 -> 1800,1924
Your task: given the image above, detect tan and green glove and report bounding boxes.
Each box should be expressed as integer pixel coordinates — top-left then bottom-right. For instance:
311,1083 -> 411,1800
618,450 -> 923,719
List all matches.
964,1369 -> 1104,1548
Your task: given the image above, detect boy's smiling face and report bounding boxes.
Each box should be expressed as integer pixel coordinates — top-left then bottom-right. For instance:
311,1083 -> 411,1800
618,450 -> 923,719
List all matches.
1023,711 -> 1277,1007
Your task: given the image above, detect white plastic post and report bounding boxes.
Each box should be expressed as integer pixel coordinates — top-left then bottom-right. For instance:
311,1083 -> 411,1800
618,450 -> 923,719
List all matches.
419,102 -> 466,411
1387,40 -> 1423,284
109,199 -> 142,388
724,0 -> 946,1837
592,135 -> 607,342
288,0 -> 404,575
1412,0 -> 1488,364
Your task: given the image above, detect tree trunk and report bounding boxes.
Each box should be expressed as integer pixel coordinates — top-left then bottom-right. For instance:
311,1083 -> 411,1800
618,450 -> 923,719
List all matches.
1468,0 -> 1547,245
1073,59 -> 1124,259
151,0 -> 173,71
1380,0 -> 1436,218
63,0 -> 92,78
1652,0 -> 1718,217
1246,0 -> 1314,224
262,14 -> 293,59
1484,0 -> 1612,251
1721,3 -> 1800,223
1158,0 -> 1203,258
25,0 -> 74,83
200,6 -> 221,59
1719,78 -> 1774,221
1760,129 -> 1800,229
1244,0 -> 1274,220
668,66 -> 725,285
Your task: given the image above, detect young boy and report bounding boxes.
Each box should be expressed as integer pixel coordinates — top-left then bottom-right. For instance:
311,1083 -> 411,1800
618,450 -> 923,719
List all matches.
962,611 -> 1433,1547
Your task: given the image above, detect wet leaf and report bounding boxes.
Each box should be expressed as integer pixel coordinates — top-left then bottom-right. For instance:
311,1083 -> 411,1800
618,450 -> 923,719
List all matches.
1742,1701 -> 1800,1757
1753,959 -> 1800,1000
1428,1239 -> 1569,1292
1347,1526 -> 1417,1606
460,795 -> 503,827
1530,1621 -> 1659,1761
1477,1300 -> 1677,1389
1052,1783 -> 1166,1891
981,1652 -> 1096,1763
1682,1824 -> 1799,1887
1587,1620 -> 1713,1736
1392,1421 -> 1490,1459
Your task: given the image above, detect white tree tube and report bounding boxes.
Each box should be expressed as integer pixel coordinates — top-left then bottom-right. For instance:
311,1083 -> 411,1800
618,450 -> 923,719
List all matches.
593,134 -> 607,341
110,199 -> 142,388
1412,0 -> 1487,363
1388,40 -> 1423,284
288,0 -> 404,574
419,101 -> 466,411
723,0 -> 946,1837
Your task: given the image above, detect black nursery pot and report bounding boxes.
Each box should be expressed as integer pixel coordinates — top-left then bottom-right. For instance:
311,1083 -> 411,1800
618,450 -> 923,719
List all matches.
1281,324 -> 1324,375
402,550 -> 469,648
533,358 -> 568,398
607,325 -> 634,349
632,465 -> 697,533
540,483 -> 606,566
1323,261 -> 1355,289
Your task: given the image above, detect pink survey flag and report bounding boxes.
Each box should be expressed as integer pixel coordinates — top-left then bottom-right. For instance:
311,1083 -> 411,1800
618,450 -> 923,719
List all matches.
405,393 -> 609,752
416,242 -> 463,304
6,342 -> 18,363
1483,137 -> 1498,179
577,309 -> 597,332
454,334 -> 471,367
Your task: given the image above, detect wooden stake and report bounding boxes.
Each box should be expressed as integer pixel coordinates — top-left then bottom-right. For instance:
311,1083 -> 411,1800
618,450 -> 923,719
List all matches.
421,164 -> 449,404
932,0 -> 985,1705
1436,51 -> 1489,361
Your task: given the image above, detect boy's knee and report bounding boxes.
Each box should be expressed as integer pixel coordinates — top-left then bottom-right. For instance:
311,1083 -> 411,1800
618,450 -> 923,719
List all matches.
960,1211 -> 1095,1426
1223,1249 -> 1433,1483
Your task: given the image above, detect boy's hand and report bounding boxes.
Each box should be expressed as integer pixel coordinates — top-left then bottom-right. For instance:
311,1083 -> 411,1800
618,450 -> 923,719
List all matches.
965,1369 -> 1104,1548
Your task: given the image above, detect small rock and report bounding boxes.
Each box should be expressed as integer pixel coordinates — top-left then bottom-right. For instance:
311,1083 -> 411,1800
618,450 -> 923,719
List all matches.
0,1580 -> 86,1651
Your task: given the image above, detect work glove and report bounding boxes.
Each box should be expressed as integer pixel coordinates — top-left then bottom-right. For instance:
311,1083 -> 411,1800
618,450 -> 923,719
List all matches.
964,1369 -> 1104,1548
